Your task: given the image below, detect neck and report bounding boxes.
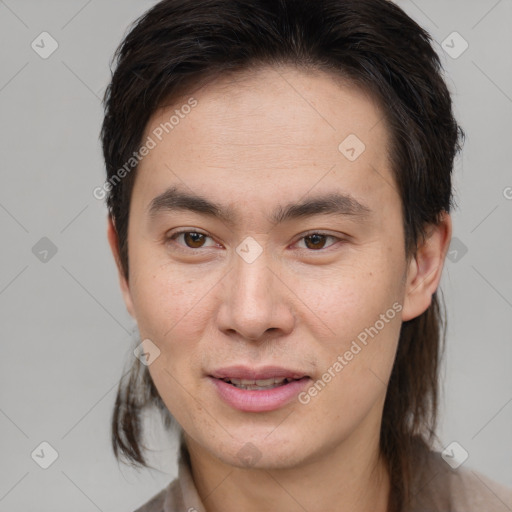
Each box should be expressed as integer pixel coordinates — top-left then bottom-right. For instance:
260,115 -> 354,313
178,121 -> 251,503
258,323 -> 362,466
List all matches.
185,428 -> 391,512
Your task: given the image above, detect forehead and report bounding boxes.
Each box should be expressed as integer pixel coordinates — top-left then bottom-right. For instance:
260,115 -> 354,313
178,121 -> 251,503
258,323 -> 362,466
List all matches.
134,64 -> 397,220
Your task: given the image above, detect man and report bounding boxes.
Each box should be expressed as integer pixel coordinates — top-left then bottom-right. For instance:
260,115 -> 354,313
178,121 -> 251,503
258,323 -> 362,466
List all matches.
101,1 -> 512,511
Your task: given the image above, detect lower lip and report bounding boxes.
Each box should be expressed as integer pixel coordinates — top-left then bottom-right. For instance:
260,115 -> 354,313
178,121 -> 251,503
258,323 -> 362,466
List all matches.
209,376 -> 311,412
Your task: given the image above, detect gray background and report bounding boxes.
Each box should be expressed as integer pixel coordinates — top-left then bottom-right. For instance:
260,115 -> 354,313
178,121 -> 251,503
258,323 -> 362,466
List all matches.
0,0 -> 511,510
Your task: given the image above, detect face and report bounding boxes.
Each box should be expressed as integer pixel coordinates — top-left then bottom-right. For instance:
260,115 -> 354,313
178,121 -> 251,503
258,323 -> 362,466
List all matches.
109,65 -> 447,470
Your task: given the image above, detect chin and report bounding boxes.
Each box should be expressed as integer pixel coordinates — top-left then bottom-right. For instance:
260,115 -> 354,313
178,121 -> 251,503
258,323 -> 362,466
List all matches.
202,428 -> 314,470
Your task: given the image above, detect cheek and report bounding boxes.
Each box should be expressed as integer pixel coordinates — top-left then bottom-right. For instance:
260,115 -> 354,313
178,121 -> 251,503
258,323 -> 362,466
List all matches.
144,272 -> 193,343
299,245 -> 405,404
128,255 -> 212,343
304,253 -> 404,340
297,298 -> 402,439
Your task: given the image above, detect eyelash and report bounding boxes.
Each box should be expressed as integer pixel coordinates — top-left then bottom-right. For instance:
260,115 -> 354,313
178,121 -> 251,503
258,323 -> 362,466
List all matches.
166,229 -> 343,253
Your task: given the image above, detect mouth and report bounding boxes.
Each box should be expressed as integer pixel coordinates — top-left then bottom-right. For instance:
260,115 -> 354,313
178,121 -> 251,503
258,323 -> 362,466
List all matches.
208,366 -> 311,412
219,376 -> 307,390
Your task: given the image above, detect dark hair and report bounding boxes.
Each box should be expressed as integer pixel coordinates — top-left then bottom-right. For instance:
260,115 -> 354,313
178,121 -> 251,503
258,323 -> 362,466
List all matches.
101,0 -> 463,509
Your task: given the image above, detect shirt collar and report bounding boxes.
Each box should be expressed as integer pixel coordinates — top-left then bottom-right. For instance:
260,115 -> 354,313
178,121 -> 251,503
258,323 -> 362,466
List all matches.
163,439 -> 207,512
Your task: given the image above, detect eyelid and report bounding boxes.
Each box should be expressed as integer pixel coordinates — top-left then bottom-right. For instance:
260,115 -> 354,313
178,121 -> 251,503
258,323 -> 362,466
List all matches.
292,230 -> 343,250
166,229 -> 220,251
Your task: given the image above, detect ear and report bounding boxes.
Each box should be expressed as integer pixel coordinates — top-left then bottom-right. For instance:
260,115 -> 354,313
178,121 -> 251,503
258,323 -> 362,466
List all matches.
107,216 -> 136,319
401,212 -> 452,322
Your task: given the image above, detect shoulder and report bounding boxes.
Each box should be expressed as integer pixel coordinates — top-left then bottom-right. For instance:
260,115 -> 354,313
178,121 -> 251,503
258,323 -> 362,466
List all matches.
133,478 -> 184,512
411,447 -> 512,512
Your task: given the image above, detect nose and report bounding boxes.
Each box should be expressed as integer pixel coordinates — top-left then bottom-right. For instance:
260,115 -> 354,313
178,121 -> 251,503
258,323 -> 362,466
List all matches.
216,245 -> 295,341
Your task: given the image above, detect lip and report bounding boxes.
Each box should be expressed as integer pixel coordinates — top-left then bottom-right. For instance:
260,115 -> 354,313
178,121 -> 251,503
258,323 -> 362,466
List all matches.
208,366 -> 311,412
209,365 -> 308,380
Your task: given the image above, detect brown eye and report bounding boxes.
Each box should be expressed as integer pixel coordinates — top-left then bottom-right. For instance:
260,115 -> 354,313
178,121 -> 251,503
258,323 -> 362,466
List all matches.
167,230 -> 215,250
183,232 -> 207,248
304,234 -> 328,250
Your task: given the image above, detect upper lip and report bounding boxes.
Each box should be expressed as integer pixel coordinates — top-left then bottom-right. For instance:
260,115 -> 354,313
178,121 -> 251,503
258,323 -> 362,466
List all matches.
209,365 -> 309,380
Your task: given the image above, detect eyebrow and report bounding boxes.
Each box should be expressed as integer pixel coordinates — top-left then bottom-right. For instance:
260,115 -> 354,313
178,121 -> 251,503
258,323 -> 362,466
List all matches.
147,185 -> 372,225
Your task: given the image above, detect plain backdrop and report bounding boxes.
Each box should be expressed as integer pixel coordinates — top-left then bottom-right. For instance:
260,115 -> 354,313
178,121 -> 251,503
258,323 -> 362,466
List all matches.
0,0 -> 511,510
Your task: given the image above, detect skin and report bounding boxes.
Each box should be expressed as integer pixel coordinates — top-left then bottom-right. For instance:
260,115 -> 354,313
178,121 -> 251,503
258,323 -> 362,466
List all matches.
108,65 -> 452,512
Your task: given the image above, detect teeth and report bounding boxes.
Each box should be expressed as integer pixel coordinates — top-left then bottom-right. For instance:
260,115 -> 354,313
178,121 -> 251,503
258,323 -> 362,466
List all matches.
224,377 -> 292,390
